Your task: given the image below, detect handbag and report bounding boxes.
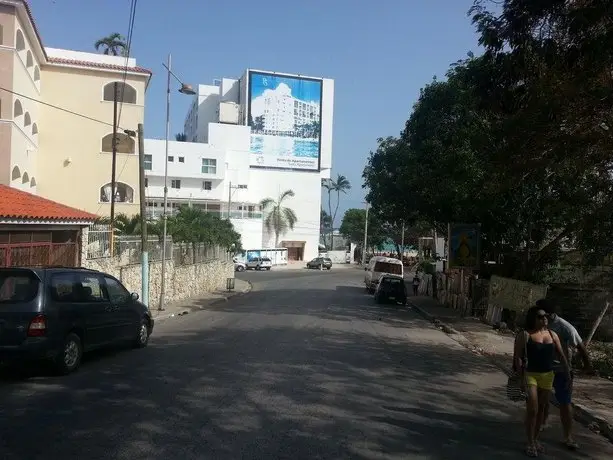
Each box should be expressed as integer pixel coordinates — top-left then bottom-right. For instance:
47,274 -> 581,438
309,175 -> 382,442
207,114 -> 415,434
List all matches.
506,331 -> 528,402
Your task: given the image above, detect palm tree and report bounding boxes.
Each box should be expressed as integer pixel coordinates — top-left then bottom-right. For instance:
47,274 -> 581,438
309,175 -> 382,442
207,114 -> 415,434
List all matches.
94,33 -> 127,56
322,178 -> 334,247
114,213 -> 141,235
260,190 -> 298,247
331,174 -> 351,230
175,133 -> 187,141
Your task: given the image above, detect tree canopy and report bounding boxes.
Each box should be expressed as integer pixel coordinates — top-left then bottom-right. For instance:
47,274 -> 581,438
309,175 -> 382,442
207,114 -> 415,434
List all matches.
362,0 -> 613,280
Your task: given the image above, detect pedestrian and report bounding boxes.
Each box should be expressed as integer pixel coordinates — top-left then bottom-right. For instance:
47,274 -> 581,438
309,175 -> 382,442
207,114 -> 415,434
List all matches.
514,306 -> 571,457
536,298 -> 592,450
412,273 -> 420,296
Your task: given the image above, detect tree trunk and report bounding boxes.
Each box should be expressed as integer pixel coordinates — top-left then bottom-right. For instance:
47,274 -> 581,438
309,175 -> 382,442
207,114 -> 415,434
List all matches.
327,190 -> 333,249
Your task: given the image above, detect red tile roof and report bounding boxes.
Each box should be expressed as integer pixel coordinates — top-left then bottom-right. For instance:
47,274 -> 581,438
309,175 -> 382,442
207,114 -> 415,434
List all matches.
0,185 -> 97,223
48,57 -> 152,75
20,1 -> 152,76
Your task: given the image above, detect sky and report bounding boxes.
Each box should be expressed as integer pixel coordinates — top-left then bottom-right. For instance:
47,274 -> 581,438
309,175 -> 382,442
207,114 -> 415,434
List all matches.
30,0 -> 481,225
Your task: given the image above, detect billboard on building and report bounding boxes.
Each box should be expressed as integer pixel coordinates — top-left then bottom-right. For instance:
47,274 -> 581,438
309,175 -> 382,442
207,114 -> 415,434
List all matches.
247,70 -> 323,171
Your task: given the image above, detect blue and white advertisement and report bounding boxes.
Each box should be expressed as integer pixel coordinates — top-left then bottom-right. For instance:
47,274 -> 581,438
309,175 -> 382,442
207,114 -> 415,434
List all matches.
248,71 -> 322,171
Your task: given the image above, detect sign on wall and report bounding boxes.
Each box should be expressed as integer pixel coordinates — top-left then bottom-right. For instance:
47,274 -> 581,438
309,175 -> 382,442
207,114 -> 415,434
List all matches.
247,71 -> 323,171
448,223 -> 480,269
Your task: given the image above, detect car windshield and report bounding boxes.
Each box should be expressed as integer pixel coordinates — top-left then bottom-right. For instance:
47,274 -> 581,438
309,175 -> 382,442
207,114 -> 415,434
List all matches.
374,261 -> 402,275
261,258 -> 271,262
0,269 -> 40,304
324,258 -> 331,262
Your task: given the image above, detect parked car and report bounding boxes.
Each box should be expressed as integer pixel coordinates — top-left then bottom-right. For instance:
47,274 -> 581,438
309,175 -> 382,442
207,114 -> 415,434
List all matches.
0,266 -> 154,375
364,256 -> 404,293
234,260 -> 246,272
374,274 -> 408,305
245,257 -> 272,271
306,257 -> 332,270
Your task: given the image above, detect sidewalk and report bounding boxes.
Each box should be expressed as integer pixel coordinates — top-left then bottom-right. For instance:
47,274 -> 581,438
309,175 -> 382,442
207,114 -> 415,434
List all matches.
408,294 -> 613,443
151,278 -> 252,321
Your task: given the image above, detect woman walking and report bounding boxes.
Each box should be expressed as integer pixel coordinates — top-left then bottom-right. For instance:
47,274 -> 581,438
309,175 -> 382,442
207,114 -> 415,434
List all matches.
513,306 -> 571,457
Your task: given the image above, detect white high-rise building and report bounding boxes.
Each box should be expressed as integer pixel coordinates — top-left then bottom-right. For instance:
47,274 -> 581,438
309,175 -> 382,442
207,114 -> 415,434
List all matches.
145,69 -> 334,262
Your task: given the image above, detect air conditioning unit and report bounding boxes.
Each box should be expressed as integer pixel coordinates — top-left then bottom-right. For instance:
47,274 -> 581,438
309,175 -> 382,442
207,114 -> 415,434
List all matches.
218,101 -> 239,125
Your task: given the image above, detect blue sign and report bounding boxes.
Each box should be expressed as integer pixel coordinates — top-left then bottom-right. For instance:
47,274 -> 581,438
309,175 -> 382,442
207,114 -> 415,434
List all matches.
248,71 -> 322,171
448,223 -> 480,269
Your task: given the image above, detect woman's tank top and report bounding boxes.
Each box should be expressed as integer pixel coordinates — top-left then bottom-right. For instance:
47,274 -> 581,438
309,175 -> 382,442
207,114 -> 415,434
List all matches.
525,333 -> 555,373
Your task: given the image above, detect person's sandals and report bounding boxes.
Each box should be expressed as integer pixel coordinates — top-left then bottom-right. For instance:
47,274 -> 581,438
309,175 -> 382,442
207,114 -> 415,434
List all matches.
565,439 -> 579,450
525,444 -> 539,457
535,441 -> 545,453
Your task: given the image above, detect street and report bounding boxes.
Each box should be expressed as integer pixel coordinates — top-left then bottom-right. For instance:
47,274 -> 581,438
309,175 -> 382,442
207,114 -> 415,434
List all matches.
1,268 -> 612,459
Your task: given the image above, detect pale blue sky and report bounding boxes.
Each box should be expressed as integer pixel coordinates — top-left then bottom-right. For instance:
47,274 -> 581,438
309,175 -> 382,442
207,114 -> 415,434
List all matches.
32,0 -> 480,223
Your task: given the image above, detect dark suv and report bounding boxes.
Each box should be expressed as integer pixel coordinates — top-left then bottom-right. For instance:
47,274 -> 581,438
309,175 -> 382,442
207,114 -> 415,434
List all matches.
306,257 -> 333,270
0,266 -> 154,375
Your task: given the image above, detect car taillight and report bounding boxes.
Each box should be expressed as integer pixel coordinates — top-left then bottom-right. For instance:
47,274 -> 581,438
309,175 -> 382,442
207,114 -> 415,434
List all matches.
27,314 -> 47,337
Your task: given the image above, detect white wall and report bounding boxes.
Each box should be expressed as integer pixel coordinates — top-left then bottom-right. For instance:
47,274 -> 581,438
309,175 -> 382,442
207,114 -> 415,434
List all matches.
231,218 -> 263,250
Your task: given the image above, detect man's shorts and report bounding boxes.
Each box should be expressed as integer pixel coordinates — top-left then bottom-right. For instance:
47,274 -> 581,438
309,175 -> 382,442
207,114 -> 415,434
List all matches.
525,371 -> 554,390
553,371 -> 574,405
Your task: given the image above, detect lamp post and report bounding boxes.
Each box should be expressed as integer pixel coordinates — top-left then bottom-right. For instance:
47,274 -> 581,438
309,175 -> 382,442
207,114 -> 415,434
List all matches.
158,53 -> 196,311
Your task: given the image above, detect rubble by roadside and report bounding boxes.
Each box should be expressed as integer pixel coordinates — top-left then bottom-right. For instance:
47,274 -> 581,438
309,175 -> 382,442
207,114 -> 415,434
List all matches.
408,295 -> 613,443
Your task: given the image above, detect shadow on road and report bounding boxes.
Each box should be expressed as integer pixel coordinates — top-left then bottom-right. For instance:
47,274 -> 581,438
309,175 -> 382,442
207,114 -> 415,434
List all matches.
0,282 -> 608,459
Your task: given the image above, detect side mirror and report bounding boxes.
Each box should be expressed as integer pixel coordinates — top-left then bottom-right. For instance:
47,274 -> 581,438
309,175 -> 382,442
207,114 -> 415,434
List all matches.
131,292 -> 139,301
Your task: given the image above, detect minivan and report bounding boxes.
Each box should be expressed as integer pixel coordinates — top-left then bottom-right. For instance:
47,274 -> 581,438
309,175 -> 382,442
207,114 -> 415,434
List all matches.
0,267 -> 154,375
364,256 -> 404,293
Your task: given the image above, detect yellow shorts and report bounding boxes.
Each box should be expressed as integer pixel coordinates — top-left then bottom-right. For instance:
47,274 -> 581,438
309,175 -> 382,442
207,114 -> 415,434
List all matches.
525,371 -> 554,390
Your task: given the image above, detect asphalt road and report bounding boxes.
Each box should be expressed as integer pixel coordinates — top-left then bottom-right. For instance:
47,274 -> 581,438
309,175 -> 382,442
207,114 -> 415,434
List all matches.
1,268 -> 611,459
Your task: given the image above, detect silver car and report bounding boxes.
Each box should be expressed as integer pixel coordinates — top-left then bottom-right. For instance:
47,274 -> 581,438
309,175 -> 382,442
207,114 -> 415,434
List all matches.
245,257 -> 272,271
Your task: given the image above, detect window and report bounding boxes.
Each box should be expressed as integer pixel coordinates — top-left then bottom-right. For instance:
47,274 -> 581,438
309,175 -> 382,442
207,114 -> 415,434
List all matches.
33,66 -> 40,82
49,272 -> 105,303
102,82 -> 137,104
24,112 -> 31,127
0,270 -> 39,303
103,276 -> 130,304
15,29 -> 25,51
99,182 -> 135,203
26,50 -> 33,68
171,179 -> 181,189
203,181 -> 212,191
373,262 -> 403,275
31,123 -> 38,136
101,133 -> 135,154
11,165 -> 20,180
145,178 -> 148,187
13,99 -> 23,118
178,156 -> 184,163
201,158 -> 217,174
144,154 -> 152,170
168,156 -> 174,162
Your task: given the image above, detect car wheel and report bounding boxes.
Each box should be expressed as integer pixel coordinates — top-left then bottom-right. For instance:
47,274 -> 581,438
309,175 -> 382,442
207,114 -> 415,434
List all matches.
266,267 -> 271,271
133,318 -> 150,348
236,265 -> 245,272
54,332 -> 83,375
327,267 -> 331,270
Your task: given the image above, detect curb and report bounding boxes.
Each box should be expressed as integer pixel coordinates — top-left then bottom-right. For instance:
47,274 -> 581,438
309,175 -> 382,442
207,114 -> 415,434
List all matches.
408,300 -> 613,443
152,280 -> 253,323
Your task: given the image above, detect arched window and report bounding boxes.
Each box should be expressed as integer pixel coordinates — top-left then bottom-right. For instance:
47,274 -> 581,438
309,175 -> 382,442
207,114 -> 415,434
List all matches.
101,133 -> 135,154
15,29 -> 25,51
24,112 -> 31,127
99,182 -> 135,203
102,82 -> 137,104
26,50 -> 33,68
13,99 -> 23,118
22,172 -> 29,184
33,66 -> 40,82
32,123 -> 38,136
11,166 -> 20,180
30,177 -> 36,188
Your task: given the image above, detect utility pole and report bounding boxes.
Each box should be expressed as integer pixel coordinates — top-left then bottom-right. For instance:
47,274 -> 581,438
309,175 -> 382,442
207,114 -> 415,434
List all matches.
109,82 -> 119,257
227,181 -> 232,220
137,123 -> 149,307
401,220 -> 405,259
362,203 -> 369,264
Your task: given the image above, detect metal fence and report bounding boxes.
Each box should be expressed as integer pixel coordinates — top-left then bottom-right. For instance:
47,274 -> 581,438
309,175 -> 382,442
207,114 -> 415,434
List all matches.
85,224 -> 230,265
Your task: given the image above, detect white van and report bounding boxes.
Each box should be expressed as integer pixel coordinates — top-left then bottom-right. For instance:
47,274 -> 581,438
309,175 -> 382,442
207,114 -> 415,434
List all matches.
364,256 -> 404,293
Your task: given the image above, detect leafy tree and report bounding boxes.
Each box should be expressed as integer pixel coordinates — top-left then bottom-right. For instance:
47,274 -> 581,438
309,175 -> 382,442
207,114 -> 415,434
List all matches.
94,33 -> 127,56
339,208 -> 385,250
175,133 -> 187,141
260,190 -> 298,247
363,0 -> 613,280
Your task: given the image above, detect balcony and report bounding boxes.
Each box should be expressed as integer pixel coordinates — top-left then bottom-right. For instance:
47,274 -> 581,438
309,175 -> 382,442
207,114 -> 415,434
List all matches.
146,207 -> 262,220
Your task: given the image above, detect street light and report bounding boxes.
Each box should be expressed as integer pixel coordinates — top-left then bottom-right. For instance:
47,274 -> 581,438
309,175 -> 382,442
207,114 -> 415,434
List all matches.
158,53 -> 196,312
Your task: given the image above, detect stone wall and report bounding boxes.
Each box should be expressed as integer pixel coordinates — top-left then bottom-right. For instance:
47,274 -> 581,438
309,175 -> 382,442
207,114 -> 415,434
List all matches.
83,257 -> 234,310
